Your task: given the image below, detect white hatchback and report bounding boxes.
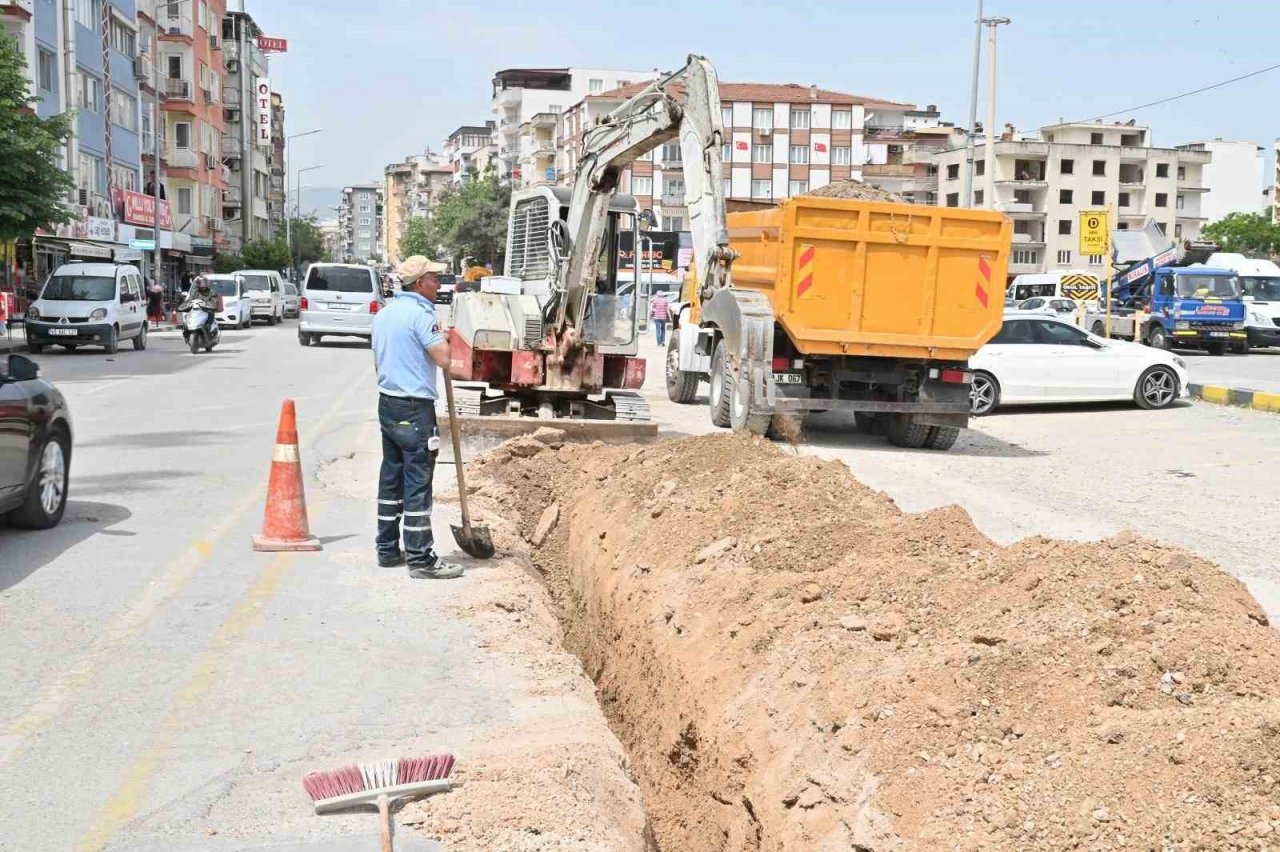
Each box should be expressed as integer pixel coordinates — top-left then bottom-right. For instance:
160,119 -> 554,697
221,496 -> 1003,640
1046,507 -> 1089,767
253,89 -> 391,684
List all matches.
969,314 -> 1189,415
204,274 -> 253,328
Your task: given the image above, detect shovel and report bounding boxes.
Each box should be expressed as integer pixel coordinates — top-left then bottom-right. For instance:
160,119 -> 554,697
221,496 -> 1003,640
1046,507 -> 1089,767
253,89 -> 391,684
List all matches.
441,370 -> 494,559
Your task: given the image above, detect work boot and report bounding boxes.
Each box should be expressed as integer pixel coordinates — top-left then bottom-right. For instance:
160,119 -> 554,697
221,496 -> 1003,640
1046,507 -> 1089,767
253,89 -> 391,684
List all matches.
408,560 -> 463,580
377,550 -> 406,568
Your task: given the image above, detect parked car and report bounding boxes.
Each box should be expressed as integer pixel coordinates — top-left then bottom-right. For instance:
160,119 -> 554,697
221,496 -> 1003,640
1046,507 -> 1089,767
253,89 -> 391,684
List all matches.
24,262 -> 150,354
969,314 -> 1188,415
236,269 -> 285,324
0,354 -> 72,528
1016,296 -> 1078,316
204,274 -> 253,329
298,264 -> 384,346
282,282 -> 301,318
434,273 -> 458,305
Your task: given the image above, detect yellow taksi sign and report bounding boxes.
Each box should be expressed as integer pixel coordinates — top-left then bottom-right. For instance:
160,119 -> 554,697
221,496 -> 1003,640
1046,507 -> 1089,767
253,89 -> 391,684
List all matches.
1079,210 -> 1109,256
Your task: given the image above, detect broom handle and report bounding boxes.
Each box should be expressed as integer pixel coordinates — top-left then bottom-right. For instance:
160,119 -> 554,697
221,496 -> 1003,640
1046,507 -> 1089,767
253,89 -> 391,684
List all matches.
441,371 -> 473,533
378,793 -> 393,852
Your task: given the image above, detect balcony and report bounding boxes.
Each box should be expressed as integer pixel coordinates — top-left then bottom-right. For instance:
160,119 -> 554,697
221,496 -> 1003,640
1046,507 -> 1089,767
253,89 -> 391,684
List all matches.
1177,185 -> 1208,193
157,15 -> 193,40
992,140 -> 1050,159
1011,233 -> 1045,246
1008,260 -> 1046,275
221,136 -> 242,158
222,86 -> 240,106
1177,149 -> 1212,164
660,193 -> 686,207
1119,146 -> 1148,161
223,186 -> 242,205
995,177 -> 1047,189
168,147 -> 197,169
0,1 -> 34,23
529,111 -> 558,128
1175,212 -> 1207,221
862,163 -> 915,178
495,87 -> 521,107
165,78 -> 193,100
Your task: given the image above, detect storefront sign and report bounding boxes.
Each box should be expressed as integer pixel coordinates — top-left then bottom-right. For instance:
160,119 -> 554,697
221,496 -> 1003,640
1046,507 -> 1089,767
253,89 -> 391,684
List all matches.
257,35 -> 287,53
115,249 -> 144,262
84,216 -> 116,241
256,78 -> 272,146
113,188 -> 172,230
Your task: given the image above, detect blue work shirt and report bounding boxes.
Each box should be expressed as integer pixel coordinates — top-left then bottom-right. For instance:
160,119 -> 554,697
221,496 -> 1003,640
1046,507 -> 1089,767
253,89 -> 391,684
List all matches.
372,291 -> 446,399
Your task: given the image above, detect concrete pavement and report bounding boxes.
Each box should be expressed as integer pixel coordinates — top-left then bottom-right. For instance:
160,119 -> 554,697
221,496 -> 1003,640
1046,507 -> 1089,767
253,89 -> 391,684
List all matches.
1180,348 -> 1280,395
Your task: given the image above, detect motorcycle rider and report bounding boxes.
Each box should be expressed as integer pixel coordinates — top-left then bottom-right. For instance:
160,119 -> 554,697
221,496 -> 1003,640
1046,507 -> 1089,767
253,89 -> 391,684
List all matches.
180,274 -> 223,335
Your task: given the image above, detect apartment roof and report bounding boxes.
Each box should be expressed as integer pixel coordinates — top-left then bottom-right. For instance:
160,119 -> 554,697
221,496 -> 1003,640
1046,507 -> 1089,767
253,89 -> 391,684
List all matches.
448,124 -> 494,139
589,80 -> 910,108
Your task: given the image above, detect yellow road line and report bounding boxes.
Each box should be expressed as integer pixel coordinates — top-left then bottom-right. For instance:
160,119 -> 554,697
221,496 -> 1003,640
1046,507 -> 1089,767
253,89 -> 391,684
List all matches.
0,363 -> 372,768
74,553 -> 294,852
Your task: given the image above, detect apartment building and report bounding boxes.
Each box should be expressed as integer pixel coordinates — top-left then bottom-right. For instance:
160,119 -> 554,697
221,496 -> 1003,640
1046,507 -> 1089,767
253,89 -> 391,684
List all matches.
269,91 -> 286,229
383,154 -> 451,263
558,81 -> 908,230
339,184 -> 384,263
1274,139 -> 1280,225
443,123 -> 495,183
491,66 -> 655,186
1176,139 -> 1265,224
221,10 -> 272,250
859,103 -> 952,205
933,121 -> 1213,279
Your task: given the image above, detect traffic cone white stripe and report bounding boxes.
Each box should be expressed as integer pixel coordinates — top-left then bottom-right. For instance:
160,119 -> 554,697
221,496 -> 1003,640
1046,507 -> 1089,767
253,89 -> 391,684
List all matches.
272,443 -> 300,463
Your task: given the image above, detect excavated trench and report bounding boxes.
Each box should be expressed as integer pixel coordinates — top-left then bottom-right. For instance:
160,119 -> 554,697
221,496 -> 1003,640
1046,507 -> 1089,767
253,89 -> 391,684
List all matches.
471,431 -> 1280,850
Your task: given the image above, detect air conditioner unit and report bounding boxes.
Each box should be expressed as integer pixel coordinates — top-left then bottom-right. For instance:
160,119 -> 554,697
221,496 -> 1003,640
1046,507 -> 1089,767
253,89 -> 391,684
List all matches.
208,217 -> 223,231
168,26 -> 181,35
133,55 -> 152,82
77,188 -> 88,206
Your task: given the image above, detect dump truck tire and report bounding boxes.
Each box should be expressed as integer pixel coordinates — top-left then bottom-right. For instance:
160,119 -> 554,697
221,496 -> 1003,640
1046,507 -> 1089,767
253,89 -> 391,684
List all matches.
709,340 -> 732,428
924,425 -> 960,451
666,334 -> 699,404
887,414 -> 930,449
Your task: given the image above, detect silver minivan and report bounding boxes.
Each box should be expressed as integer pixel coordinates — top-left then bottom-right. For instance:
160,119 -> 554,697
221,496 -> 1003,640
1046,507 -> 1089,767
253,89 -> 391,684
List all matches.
298,264 -> 383,346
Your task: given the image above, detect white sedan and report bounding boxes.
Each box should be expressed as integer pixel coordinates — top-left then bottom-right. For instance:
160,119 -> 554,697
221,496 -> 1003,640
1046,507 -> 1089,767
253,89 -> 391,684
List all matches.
969,314 -> 1189,415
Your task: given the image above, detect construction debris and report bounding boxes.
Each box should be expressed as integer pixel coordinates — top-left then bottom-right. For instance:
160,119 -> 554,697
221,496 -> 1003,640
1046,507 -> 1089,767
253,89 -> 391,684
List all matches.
803,178 -> 905,203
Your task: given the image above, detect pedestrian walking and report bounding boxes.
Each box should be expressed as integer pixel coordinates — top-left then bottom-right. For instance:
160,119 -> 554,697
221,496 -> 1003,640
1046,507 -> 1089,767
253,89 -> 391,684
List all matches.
371,255 -> 462,580
650,289 -> 670,347
146,278 -> 165,328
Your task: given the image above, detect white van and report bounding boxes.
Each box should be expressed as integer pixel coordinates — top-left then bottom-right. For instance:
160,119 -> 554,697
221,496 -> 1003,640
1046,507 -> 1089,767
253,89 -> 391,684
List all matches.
1006,270 -> 1100,305
25,262 -> 149,354
235,269 -> 285,324
1205,253 -> 1280,350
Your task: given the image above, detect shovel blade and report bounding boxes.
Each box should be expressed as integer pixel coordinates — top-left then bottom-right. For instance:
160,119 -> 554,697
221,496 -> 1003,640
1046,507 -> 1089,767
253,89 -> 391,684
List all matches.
450,523 -> 495,559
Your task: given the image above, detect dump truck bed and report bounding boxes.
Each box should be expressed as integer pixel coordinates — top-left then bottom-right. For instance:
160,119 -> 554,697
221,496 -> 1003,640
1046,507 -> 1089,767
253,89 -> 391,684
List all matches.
727,196 -> 1012,360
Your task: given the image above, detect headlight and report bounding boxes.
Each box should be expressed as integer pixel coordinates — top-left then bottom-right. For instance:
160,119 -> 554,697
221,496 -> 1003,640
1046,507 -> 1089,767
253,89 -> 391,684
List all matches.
89,308 -> 107,320
26,305 -> 39,320
1173,356 -> 1187,369
1175,321 -> 1190,330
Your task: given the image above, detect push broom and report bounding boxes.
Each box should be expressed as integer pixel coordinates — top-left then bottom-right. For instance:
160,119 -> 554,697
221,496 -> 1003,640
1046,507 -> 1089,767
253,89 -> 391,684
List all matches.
303,754 -> 456,852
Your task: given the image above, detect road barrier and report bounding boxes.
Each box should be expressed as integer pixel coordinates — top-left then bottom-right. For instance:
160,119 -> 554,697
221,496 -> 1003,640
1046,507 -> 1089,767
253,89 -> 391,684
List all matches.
1188,383 -> 1280,413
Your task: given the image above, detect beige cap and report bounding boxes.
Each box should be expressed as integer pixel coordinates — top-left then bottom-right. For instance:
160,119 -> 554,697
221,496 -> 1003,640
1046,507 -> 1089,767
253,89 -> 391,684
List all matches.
397,255 -> 448,285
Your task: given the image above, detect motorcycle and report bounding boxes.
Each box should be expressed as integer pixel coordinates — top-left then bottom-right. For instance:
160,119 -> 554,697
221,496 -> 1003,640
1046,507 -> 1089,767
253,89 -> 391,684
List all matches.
180,297 -> 221,354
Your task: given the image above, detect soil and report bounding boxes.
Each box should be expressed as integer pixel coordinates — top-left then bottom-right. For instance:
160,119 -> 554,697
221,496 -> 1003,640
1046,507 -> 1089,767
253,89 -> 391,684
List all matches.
804,179 -> 906,203
470,432 -> 1280,850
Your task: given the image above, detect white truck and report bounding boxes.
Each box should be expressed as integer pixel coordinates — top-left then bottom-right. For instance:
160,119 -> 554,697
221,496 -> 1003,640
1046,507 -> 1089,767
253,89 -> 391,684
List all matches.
1205,253 -> 1280,351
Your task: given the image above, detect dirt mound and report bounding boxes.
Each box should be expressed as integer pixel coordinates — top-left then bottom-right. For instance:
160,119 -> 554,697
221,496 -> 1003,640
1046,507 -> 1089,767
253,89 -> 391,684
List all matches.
471,433 -> 1280,850
804,179 -> 905,203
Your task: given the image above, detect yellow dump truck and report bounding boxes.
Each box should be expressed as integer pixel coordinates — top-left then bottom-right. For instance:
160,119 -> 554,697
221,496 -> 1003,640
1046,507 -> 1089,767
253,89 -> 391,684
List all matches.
666,195 -> 1012,449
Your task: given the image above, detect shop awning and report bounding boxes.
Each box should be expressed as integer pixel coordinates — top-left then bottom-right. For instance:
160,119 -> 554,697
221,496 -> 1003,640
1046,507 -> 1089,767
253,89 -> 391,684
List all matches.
35,237 -> 116,260
184,255 -> 214,266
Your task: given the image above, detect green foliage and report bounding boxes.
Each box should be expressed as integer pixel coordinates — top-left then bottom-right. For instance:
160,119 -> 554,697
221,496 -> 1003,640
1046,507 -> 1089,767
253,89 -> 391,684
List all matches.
0,36 -> 75,242
241,238 -> 291,270
213,253 -> 244,273
1202,211 -> 1280,257
287,216 -> 327,267
398,216 -> 432,259
422,168 -> 511,266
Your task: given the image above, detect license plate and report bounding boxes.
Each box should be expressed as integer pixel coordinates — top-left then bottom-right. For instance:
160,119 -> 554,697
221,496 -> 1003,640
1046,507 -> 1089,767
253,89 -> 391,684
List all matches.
49,328 -> 77,336
327,303 -> 355,311
772,371 -> 803,385
1208,331 -> 1228,338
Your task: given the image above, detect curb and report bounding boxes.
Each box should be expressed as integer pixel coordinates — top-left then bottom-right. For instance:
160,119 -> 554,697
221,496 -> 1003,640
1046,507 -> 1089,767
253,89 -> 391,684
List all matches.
1189,383 -> 1280,413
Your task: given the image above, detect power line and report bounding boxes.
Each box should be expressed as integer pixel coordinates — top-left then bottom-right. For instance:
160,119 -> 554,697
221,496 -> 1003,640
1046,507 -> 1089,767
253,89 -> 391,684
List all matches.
1067,61 -> 1280,124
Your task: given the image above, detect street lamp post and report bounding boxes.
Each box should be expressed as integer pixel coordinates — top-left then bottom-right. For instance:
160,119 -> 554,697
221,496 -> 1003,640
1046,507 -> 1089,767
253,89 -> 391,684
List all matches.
963,0 -> 983,208
981,16 -> 1011,210
285,128 -> 322,278
291,163 -> 324,273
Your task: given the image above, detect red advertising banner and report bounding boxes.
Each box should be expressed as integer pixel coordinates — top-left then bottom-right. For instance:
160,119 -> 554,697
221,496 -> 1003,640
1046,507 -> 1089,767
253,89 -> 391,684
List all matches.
257,35 -> 287,52
113,188 -> 172,230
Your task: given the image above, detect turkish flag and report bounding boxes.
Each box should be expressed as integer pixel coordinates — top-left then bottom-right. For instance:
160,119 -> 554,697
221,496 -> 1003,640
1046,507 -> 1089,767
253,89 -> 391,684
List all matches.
735,140 -> 748,151
814,142 -> 828,153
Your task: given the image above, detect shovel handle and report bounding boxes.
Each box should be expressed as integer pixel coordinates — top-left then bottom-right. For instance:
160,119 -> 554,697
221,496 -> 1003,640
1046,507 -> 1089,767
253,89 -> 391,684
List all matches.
441,370 -> 473,532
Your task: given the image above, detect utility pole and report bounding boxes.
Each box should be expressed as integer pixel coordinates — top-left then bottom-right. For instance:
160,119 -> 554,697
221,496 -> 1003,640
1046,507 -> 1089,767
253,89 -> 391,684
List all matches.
963,0 -> 983,208
151,36 -> 163,292
285,129 -> 322,277
239,13 -> 252,248
982,16 -> 1011,210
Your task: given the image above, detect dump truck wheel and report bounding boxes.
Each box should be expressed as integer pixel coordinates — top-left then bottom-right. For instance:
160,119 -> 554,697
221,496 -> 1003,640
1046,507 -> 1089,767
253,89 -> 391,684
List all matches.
1207,341 -> 1227,356
924,425 -> 960,451
729,365 -> 772,435
666,334 -> 699,404
709,340 -> 732,428
887,414 -> 930,449
1148,324 -> 1171,350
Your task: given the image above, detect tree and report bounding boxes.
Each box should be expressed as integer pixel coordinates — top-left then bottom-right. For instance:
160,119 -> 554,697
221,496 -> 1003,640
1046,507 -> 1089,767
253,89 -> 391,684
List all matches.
213,253 -> 244,273
399,216 -> 433,259
286,216 -> 327,268
1202,211 -> 1280,257
0,35 -> 75,275
241,237 -> 291,270
422,168 -> 511,267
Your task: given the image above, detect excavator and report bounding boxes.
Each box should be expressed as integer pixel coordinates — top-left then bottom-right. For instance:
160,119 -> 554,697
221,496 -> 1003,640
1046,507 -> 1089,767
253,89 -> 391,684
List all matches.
446,55 -> 744,440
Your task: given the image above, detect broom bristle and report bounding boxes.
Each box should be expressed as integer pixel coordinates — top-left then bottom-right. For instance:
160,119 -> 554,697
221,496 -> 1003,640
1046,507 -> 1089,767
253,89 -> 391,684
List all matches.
302,754 -> 455,801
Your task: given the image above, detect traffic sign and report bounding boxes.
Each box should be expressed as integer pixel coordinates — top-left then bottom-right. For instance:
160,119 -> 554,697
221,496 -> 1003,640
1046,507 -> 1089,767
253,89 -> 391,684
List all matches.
1079,210 -> 1109,256
129,239 -> 156,250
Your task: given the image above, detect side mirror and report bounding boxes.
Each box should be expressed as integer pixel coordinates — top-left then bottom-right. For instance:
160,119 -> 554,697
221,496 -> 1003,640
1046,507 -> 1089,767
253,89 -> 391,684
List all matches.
4,354 -> 40,381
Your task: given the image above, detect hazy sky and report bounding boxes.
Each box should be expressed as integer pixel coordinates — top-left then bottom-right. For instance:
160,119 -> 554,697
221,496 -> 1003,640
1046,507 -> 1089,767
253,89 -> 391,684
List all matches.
254,0 -> 1279,201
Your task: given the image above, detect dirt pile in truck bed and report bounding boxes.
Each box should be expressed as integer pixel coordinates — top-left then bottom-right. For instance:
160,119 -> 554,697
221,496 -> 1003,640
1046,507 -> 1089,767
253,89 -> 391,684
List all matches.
469,433 -> 1280,850
803,179 -> 905,203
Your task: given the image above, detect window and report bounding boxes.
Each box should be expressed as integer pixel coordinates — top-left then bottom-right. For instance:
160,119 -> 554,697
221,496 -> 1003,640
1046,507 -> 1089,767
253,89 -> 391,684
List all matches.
1176,194 -> 1185,210
721,107 -> 732,128
789,180 -> 809,195
789,145 -> 809,164
1155,222 -> 1167,235
37,49 -> 55,92
1155,163 -> 1169,178
1177,166 -> 1185,180
721,142 -> 731,162
945,192 -> 959,207
110,18 -> 136,57
1090,132 -> 1103,145
358,217 -> 371,225
831,110 -> 852,129
1116,191 -> 1130,208
663,179 -> 684,199
990,319 -> 1035,344
616,79 -> 630,88
73,0 -> 100,29
660,142 -> 681,163
177,186 -> 193,215
790,110 -> 810,129
1057,249 -> 1071,265
752,144 -> 771,163
752,107 -> 773,131
1091,190 -> 1105,205
174,121 -> 191,148
829,146 -> 851,166
167,54 -> 182,80
359,229 -> 372,238
722,177 -> 731,198
1155,193 -> 1168,207
1012,249 -> 1039,265
358,204 -> 371,212
588,78 -> 603,93
1059,189 -> 1073,204
1088,254 -> 1103,267
751,179 -> 772,199
111,163 -> 136,192
1060,159 -> 1074,175
946,163 -> 959,180
974,190 -> 983,205
663,216 -> 684,231
632,176 -> 652,195
1033,319 -> 1089,346
547,104 -> 562,114
975,160 -> 985,176
77,71 -> 101,112
112,89 -> 137,131
1058,219 -> 1072,235
1092,160 -> 1105,176
1174,223 -> 1183,239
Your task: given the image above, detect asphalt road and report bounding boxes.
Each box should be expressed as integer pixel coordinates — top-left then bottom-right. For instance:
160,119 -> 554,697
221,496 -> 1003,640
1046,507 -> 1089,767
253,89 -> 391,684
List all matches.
1180,347 -> 1280,393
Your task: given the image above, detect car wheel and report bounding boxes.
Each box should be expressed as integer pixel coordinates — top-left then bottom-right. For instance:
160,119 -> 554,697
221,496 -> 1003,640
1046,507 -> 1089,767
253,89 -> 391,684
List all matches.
27,342 -> 43,354
1148,324 -> 1170,350
133,323 -> 147,351
1232,339 -> 1251,355
8,428 -> 70,529
1135,365 -> 1179,410
924,425 -> 961,451
1091,321 -> 1106,337
887,414 -> 930,448
665,333 -> 698,404
103,326 -> 118,354
298,331 -> 311,347
708,340 -> 732,428
969,371 -> 999,416
1207,341 -> 1227,356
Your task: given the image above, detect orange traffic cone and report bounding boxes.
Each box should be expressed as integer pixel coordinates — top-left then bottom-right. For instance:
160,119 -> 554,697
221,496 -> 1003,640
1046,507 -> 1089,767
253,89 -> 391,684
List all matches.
253,399 -> 322,552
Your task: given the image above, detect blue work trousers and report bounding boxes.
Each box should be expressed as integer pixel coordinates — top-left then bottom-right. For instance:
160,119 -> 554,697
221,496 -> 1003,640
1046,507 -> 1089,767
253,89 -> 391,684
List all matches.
376,394 -> 439,566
